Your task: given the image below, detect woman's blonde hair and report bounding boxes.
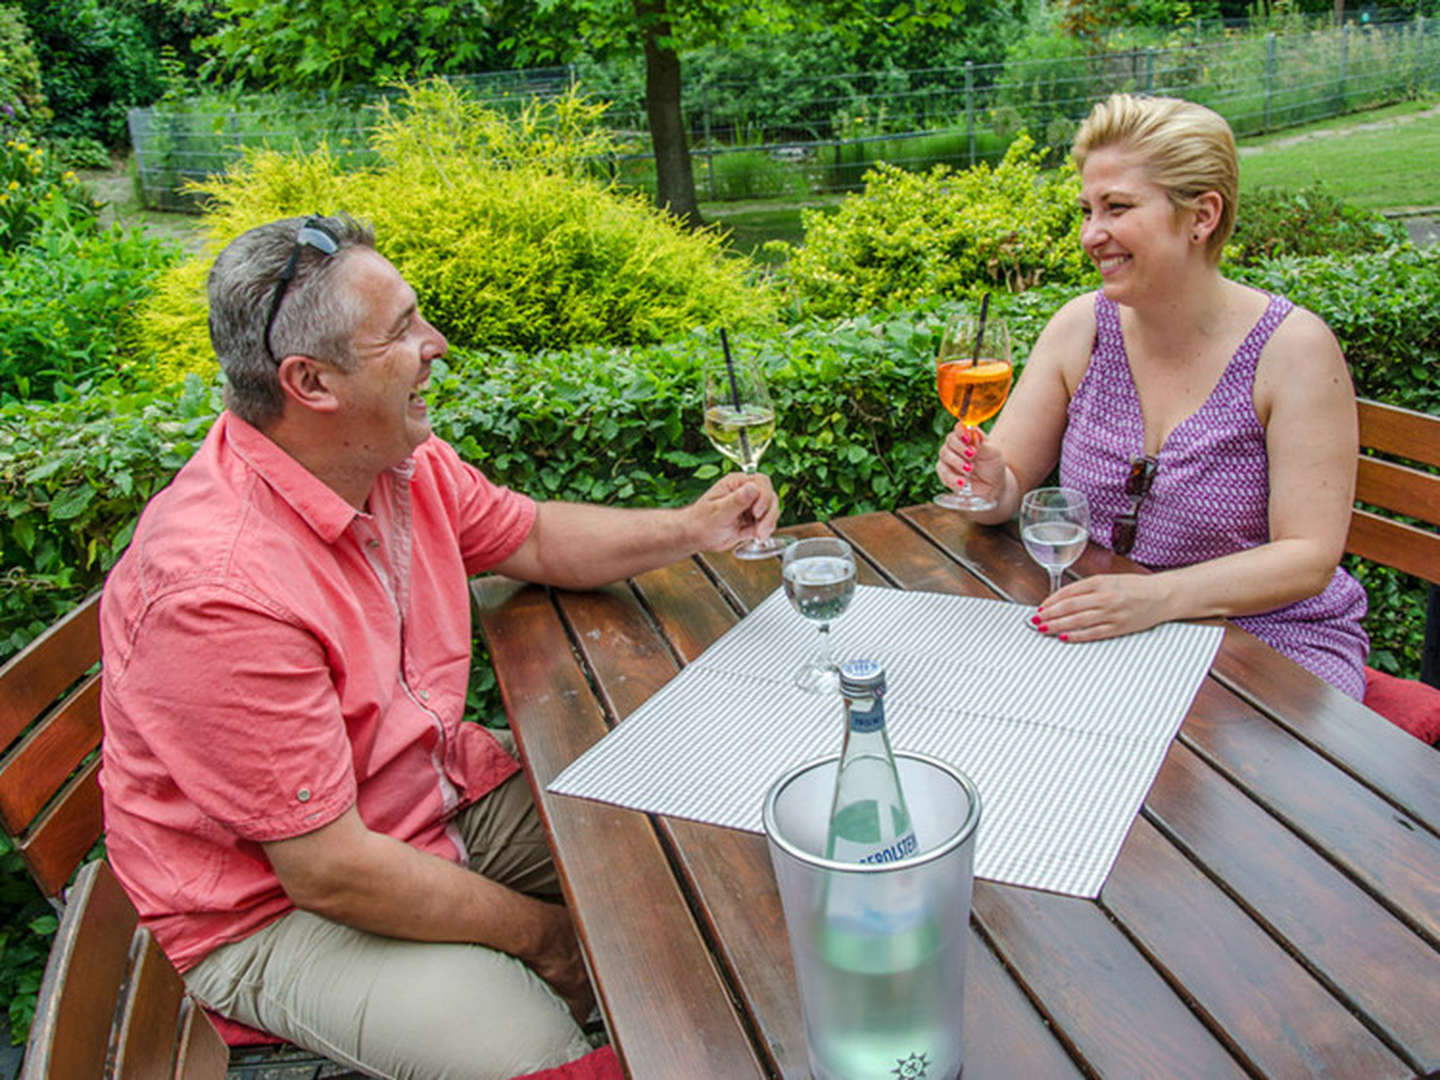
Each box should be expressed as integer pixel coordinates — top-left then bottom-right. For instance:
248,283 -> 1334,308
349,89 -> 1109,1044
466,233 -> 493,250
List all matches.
1072,94 -> 1238,265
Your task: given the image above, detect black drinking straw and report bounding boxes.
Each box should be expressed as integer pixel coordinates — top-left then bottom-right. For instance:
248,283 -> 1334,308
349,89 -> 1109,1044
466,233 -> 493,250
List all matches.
958,293 -> 991,421
970,292 -> 991,367
719,328 -> 752,465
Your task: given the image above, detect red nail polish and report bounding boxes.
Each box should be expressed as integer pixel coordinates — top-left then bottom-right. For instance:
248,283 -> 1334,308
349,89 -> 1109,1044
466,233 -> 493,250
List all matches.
1038,623 -> 1049,633
1030,615 -> 1041,626
962,463 -> 972,473
1059,632 -> 1070,642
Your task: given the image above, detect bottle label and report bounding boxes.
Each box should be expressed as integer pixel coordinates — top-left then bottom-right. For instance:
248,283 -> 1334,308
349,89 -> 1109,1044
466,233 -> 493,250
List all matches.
857,831 -> 918,864
848,700 -> 884,734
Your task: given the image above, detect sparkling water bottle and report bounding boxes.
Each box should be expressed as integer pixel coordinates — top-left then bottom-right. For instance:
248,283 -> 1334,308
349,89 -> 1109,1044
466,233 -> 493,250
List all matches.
825,660 -> 918,865
814,660 -> 959,1079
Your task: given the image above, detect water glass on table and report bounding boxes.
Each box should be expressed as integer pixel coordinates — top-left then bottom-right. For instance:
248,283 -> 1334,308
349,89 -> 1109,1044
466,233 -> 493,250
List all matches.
1020,487 -> 1090,596
781,537 -> 857,693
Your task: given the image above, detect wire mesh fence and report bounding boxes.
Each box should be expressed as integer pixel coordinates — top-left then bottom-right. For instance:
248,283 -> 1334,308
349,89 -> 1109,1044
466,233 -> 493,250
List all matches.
128,15 -> 1439,212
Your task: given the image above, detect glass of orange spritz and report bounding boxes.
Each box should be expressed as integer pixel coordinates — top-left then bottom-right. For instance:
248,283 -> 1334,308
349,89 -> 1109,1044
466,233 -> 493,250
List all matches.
934,309 -> 1012,512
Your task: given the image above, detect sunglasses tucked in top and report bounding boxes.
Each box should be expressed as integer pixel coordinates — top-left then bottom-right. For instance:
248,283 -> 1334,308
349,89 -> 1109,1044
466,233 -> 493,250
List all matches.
1111,454 -> 1158,556
263,216 -> 341,365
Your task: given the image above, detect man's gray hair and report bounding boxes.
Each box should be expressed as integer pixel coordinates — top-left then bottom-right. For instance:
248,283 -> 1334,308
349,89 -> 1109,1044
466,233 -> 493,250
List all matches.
208,213 -> 376,428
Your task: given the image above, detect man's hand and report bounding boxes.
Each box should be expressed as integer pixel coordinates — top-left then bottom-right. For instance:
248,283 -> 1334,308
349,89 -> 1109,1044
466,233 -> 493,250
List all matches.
523,901 -> 596,1024
687,471 -> 781,552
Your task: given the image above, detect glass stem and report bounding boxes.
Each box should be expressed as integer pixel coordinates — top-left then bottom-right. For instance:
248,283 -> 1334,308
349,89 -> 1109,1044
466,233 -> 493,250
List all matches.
1047,569 -> 1063,595
817,623 -> 834,669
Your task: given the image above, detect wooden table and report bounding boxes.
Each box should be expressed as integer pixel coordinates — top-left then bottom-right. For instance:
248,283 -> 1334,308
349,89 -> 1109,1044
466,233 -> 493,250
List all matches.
471,507 -> 1440,1080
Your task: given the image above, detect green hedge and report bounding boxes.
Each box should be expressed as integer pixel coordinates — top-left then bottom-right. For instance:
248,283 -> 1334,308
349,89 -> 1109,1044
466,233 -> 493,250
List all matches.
4,250 -> 1435,675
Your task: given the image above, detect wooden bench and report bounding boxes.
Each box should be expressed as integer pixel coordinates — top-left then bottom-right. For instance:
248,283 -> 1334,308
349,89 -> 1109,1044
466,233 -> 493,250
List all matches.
0,593 -> 347,1079
21,857 -> 229,1080
1350,397 -> 1440,688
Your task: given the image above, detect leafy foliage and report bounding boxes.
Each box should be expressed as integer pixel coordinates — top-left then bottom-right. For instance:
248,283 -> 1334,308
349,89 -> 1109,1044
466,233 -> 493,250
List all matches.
1228,184 -> 1410,266
134,80 -> 778,385
0,141 -> 177,401
0,138 -> 97,252
779,135 -> 1091,317
1230,245 -> 1440,416
0,376 -> 219,659
17,0 -> 165,146
0,833 -> 54,1045
200,0 -> 511,91
0,4 -> 49,142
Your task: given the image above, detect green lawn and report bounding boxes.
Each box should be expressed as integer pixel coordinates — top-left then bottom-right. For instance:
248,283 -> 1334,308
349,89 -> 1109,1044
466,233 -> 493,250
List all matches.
1239,102 -> 1440,210
702,99 -> 1440,256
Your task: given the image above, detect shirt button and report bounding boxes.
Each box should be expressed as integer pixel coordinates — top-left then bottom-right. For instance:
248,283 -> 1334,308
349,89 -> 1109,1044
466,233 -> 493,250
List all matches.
367,539 -> 380,550
297,788 -> 312,802
419,690 -> 430,701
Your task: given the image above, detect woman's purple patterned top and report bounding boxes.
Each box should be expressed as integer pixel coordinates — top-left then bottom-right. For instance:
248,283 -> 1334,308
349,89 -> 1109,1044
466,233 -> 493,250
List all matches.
1059,290 -> 1369,700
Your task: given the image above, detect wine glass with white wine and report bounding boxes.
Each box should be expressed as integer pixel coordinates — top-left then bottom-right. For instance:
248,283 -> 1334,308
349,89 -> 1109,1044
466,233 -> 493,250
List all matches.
703,350 -> 792,560
781,536 -> 858,693
1020,487 -> 1090,598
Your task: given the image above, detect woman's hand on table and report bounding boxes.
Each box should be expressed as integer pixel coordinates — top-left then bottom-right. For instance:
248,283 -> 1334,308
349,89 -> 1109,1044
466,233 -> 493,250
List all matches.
1032,572 -> 1173,642
937,423 -> 1007,505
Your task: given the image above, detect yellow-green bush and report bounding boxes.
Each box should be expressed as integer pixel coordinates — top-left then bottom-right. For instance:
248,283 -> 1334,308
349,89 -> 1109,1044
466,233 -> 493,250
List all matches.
780,135 -> 1091,318
134,80 -> 778,386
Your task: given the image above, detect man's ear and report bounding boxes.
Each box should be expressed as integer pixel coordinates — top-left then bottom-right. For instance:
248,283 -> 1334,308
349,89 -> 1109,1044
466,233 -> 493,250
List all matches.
275,355 -> 342,414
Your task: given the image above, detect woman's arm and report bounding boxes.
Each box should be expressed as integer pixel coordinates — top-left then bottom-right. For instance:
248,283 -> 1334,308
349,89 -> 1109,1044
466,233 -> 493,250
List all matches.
937,294 -> 1095,523
1034,306 -> 1358,641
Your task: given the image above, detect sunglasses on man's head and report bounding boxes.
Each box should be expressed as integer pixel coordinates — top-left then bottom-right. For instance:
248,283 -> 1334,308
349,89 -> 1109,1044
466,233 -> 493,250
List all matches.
263,215 -> 341,365
1111,454 -> 1158,557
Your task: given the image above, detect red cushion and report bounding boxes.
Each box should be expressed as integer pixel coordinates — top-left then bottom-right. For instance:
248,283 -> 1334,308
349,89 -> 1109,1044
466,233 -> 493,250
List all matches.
513,1046 -> 622,1080
206,1010 -> 287,1048
1364,666 -> 1440,744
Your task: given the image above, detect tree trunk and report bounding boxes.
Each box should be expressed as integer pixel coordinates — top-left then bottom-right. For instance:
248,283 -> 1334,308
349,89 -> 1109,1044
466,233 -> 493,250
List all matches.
634,0 -> 701,227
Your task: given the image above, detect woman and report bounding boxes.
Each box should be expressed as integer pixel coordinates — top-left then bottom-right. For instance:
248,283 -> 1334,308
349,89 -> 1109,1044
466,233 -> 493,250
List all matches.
936,93 -> 1369,699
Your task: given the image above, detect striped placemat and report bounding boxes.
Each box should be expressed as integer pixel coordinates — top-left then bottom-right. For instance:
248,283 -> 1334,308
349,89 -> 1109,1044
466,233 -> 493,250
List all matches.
549,585 -> 1223,897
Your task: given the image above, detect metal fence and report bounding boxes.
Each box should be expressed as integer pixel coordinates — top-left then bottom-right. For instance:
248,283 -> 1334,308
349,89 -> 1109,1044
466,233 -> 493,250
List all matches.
129,15 -> 1439,211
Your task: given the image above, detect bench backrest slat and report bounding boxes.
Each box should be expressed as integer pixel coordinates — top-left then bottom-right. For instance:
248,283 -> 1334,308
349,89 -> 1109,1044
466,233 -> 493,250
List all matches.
0,674 -> 101,837
174,999 -> 230,1080
22,859 -> 228,1080
113,927 -> 188,1080
20,757 -> 104,900
0,592 -> 100,750
1350,400 -> 1440,589
21,860 -> 137,1080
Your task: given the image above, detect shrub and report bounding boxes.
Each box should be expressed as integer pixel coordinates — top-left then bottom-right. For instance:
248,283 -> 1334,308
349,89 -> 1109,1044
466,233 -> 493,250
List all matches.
1231,246 -> 1440,416
0,5 -> 49,142
133,80 -> 779,386
17,0 -> 170,147
780,135 -> 1092,318
1228,184 -> 1410,267
0,209 -> 178,401
0,137 -> 97,252
0,375 -> 219,660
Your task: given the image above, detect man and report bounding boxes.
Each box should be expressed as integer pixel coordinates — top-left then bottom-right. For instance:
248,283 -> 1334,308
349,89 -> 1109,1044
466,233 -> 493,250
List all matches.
98,214 -> 780,1079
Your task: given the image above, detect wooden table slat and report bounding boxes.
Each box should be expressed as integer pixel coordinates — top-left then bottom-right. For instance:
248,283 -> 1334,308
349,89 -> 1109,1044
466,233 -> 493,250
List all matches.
1103,813 -> 1411,1078
471,578 -> 766,1080
972,883 -> 1250,1079
1146,741 -> 1440,1072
